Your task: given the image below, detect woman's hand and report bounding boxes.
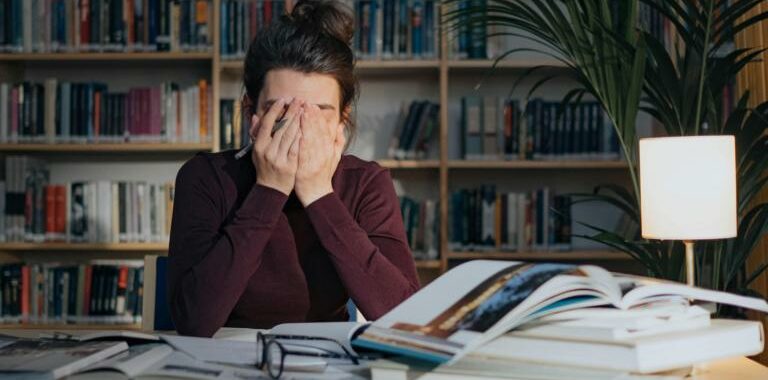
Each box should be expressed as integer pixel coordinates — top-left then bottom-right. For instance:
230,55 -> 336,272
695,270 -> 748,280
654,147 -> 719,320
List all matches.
251,98 -> 303,196
295,104 -> 346,206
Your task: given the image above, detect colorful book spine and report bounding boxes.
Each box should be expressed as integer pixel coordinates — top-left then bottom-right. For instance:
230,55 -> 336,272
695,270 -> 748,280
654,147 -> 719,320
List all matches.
449,186 -> 572,253
0,0 -> 211,53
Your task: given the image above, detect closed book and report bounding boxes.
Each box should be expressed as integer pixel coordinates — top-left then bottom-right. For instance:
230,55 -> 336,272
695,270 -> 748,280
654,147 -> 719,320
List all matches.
482,96 -> 498,158
474,320 -> 764,374
463,96 -> 483,159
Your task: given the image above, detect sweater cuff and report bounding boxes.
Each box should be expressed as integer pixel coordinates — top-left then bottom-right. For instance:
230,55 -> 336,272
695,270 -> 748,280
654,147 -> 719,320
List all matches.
236,184 -> 288,223
304,192 -> 356,235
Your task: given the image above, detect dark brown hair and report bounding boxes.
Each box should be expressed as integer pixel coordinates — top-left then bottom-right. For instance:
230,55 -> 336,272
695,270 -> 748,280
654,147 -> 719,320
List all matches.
242,0 -> 358,144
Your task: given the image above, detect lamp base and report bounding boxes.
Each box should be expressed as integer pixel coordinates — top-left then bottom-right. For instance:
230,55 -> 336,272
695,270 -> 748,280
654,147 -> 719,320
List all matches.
684,240 -> 695,287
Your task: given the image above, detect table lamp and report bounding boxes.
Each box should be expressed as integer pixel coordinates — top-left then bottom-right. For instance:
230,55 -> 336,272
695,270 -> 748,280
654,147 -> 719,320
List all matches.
639,135 -> 737,287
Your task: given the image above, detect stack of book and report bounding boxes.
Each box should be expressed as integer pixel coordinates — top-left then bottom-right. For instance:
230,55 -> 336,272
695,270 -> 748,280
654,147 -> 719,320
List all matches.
353,261 -> 768,379
399,196 -> 439,261
1,156 -> 175,244
449,186 -> 571,253
0,0 -> 212,53
0,260 -> 144,325
353,0 -> 439,60
219,0 -> 287,60
460,96 -> 621,161
0,80 -> 211,144
387,100 -> 439,160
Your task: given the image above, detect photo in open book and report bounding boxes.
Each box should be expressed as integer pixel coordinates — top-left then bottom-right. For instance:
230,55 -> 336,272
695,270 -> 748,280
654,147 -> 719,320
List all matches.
390,263 -> 581,338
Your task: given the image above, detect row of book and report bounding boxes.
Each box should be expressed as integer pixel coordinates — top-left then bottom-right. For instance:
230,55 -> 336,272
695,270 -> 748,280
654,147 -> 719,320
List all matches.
399,196 -> 439,261
353,0 -> 439,60
444,0 -> 514,60
0,80 -> 212,144
448,186 -> 572,252
460,97 -> 622,161
2,156 -> 175,243
387,100 -> 439,160
219,0 -> 287,60
0,261 -> 143,324
219,98 -> 248,151
0,0 -> 212,53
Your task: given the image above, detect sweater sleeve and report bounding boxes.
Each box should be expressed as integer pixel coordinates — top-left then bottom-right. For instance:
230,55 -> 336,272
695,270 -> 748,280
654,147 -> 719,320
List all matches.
167,155 -> 288,337
304,168 -> 420,320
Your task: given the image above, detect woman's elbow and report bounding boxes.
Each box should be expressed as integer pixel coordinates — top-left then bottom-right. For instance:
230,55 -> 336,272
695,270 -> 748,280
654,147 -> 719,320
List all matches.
169,294 -> 220,337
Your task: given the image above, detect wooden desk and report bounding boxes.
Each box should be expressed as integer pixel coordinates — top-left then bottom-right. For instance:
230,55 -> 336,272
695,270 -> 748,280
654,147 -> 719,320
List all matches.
1,328 -> 766,379
692,357 -> 768,379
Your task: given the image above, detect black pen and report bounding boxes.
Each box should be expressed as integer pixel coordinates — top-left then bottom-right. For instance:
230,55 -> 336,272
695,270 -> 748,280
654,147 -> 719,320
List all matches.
235,117 -> 289,160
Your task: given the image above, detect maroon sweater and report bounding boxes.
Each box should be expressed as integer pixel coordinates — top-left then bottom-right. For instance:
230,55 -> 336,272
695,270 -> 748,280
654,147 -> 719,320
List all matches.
168,151 -> 420,337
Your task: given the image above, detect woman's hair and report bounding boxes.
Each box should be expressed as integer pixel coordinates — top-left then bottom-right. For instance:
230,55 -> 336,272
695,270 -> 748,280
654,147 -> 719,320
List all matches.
242,0 -> 358,145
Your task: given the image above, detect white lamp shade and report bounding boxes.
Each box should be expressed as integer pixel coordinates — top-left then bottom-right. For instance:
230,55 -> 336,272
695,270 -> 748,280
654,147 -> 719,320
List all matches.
640,135 -> 737,240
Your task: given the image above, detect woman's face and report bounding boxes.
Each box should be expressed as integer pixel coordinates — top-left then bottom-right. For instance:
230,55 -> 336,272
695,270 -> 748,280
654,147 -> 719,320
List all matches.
255,69 -> 343,128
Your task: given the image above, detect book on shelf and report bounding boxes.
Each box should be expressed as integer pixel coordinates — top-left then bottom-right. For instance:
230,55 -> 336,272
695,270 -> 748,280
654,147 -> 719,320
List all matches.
353,0 -> 439,60
0,260 -> 144,325
460,96 -> 622,161
219,0 -> 291,60
399,196 -> 439,261
387,100 -> 439,160
0,0 -> 212,53
351,260 -> 768,370
2,156 -> 175,244
219,98 -> 249,151
0,79 -> 212,145
449,185 -> 571,253
444,0 -> 512,60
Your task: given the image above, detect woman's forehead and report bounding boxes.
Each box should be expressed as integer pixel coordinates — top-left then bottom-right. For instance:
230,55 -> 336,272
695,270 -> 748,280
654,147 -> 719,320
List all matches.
259,69 -> 340,109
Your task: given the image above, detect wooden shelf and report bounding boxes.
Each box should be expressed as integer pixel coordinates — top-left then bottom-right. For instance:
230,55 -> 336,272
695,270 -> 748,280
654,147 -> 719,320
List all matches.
0,143 -> 214,153
448,160 -> 628,169
0,323 -> 141,330
415,260 -> 442,269
0,242 -> 168,252
376,159 -> 441,169
448,59 -> 568,70
0,52 -> 213,61
447,250 -> 631,261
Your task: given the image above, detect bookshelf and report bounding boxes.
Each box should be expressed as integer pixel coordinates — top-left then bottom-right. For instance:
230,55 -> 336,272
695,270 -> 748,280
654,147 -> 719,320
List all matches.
0,0 -> 638,329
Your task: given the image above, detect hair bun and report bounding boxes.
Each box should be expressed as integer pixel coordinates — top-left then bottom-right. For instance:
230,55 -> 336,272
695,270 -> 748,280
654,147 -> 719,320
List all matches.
291,0 -> 354,45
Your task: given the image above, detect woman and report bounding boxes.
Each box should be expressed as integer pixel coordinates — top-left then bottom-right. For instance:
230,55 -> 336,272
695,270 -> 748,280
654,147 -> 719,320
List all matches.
168,0 -> 420,337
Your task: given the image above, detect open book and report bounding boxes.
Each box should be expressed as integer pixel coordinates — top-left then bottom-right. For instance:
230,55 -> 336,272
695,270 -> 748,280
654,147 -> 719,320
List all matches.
351,260 -> 768,364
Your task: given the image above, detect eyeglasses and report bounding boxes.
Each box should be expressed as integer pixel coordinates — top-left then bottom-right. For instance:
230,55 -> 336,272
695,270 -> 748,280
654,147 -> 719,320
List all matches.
255,332 -> 361,379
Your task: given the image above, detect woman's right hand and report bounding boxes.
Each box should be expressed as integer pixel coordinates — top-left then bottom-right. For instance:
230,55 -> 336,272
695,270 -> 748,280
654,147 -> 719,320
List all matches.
251,98 -> 303,195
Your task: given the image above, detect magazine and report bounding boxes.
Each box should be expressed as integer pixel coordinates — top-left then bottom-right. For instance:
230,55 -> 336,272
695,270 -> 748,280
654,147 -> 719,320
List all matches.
351,260 -> 768,364
0,339 -> 128,379
75,343 -> 173,378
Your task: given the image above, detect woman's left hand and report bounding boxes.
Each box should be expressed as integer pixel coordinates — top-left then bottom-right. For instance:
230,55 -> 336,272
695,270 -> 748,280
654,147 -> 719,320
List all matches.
295,103 -> 346,207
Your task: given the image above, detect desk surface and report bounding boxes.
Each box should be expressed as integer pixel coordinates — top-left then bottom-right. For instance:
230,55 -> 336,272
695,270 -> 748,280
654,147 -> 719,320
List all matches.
1,328 -> 767,379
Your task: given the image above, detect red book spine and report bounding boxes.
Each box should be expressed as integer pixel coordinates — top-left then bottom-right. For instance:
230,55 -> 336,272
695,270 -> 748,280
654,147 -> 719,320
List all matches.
83,265 -> 92,316
250,3 -> 258,39
264,0 -> 272,25
55,185 -> 66,238
151,86 -> 161,136
45,185 -> 56,239
80,0 -> 90,47
21,266 -> 30,320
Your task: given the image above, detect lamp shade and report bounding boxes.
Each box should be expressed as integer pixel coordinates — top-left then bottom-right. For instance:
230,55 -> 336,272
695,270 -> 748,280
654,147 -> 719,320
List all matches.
640,135 -> 737,240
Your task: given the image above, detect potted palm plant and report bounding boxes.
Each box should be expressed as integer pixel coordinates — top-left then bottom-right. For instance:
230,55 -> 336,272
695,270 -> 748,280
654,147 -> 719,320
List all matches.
445,0 -> 768,315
